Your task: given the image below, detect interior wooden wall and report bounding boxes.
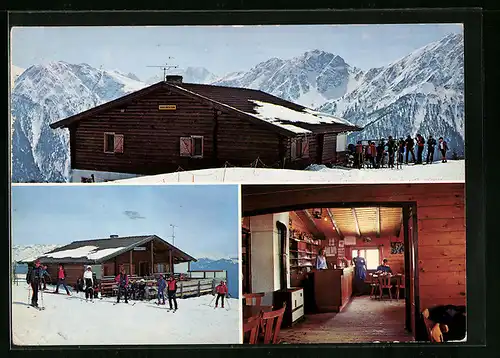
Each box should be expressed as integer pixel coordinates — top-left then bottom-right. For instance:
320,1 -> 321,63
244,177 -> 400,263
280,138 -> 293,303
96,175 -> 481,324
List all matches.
241,183 -> 466,310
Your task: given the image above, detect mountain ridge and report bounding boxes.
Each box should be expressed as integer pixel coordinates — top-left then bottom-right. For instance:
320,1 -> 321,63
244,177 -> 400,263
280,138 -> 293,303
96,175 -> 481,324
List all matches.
11,32 -> 464,182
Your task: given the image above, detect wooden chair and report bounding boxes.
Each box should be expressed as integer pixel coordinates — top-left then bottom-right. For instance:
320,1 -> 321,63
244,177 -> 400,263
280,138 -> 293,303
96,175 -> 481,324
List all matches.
243,293 -> 264,307
261,304 -> 286,344
368,274 -> 380,298
396,275 -> 405,299
243,313 -> 262,344
378,274 -> 393,300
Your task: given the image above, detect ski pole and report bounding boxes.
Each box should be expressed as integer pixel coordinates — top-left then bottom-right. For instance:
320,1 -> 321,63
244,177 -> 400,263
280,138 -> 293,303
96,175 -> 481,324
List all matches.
40,285 -> 44,309
225,295 -> 231,309
208,294 -> 216,307
27,284 -> 31,305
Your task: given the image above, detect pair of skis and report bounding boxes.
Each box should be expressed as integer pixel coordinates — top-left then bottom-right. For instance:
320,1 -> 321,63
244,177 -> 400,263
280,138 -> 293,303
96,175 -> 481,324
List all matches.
113,301 -> 137,306
27,305 -> 45,311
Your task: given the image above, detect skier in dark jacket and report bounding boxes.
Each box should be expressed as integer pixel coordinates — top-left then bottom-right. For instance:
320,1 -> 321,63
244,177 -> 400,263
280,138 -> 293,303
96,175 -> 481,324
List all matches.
26,259 -> 43,307
397,138 -> 405,166
387,136 -> 396,168
115,267 -> 129,303
422,305 -> 466,342
405,135 -> 416,164
438,137 -> 449,163
426,135 -> 437,164
415,134 -> 426,164
376,139 -> 385,168
157,274 -> 166,305
167,275 -> 178,311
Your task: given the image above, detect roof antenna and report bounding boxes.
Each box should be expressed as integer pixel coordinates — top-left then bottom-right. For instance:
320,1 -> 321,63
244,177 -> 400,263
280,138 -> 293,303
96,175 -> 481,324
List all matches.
147,57 -> 178,82
169,224 -> 177,246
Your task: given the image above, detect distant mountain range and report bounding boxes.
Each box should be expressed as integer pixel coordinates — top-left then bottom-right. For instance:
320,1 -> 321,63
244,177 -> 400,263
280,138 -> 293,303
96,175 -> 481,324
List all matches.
11,32 -> 464,182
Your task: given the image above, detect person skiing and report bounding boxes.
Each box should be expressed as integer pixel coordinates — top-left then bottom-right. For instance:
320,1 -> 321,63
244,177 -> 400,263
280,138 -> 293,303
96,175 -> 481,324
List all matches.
355,141 -> 363,169
438,137 -> 448,163
54,264 -> 71,295
39,265 -> 50,290
405,135 -> 416,164
83,266 -> 94,301
415,134 -> 426,164
426,135 -> 437,164
157,274 -> 166,305
215,280 -> 229,308
115,266 -> 129,303
387,136 -> 396,168
397,137 -> 405,167
26,259 -> 43,307
167,275 -> 178,311
376,139 -> 385,168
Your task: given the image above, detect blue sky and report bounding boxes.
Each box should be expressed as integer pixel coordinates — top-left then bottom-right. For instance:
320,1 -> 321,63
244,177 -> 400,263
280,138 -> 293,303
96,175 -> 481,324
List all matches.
11,185 -> 239,259
11,24 -> 462,81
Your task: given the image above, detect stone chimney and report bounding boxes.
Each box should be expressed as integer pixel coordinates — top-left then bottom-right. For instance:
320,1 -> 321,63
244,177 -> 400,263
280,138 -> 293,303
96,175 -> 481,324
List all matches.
165,75 -> 183,83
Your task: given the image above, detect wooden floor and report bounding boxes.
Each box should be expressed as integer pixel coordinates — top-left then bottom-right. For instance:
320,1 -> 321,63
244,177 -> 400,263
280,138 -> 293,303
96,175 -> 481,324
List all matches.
280,296 -> 414,344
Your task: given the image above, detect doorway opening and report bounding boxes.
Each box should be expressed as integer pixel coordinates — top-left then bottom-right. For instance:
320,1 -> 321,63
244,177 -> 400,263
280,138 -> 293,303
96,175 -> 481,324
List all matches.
242,201 -> 420,343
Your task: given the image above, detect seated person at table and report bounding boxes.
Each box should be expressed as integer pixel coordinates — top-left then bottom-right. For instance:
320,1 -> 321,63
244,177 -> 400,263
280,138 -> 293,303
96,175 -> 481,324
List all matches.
423,305 -> 466,342
376,258 -> 393,274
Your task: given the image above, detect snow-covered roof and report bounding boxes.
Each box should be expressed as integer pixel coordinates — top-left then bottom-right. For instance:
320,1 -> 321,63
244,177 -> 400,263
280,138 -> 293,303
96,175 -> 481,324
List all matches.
248,100 -> 356,134
36,235 -> 197,264
113,160 -> 465,185
45,245 -> 126,261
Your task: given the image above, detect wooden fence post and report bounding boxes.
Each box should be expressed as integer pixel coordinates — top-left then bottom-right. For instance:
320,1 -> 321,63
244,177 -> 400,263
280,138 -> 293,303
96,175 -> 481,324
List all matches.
198,280 -> 201,296
180,282 -> 183,298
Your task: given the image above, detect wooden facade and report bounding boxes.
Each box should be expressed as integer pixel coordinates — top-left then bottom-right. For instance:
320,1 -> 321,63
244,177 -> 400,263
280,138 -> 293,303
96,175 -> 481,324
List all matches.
242,183 -> 466,331
36,235 -> 196,287
51,79 -> 360,179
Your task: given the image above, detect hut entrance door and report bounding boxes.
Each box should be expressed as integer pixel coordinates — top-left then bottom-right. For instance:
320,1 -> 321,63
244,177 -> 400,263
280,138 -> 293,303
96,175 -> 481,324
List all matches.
139,262 -> 150,277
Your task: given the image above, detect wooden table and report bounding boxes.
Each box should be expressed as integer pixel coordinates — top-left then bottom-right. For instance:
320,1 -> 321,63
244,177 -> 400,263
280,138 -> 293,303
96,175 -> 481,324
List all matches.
243,305 -> 273,321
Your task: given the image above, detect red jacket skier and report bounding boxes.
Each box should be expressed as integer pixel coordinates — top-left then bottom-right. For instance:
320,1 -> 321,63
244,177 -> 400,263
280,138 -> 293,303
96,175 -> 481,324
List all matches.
215,281 -> 228,308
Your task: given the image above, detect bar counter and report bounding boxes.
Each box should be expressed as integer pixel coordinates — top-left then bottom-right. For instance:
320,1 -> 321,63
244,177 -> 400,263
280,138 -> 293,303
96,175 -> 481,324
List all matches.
310,267 -> 353,312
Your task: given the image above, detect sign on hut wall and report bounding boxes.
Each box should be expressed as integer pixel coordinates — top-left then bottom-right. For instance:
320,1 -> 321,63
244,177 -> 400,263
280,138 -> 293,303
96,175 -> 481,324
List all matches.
159,104 -> 177,110
133,246 -> 147,251
344,236 -> 356,246
390,241 -> 404,254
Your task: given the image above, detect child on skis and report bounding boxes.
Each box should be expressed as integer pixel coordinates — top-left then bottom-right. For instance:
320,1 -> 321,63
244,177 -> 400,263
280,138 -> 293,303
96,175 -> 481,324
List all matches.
167,275 -> 178,311
83,266 -> 94,301
215,280 -> 228,308
157,274 -> 166,305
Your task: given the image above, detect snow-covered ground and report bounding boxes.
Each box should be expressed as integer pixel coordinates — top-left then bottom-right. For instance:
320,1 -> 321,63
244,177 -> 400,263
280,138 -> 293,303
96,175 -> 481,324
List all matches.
11,284 -> 240,345
115,160 -> 465,184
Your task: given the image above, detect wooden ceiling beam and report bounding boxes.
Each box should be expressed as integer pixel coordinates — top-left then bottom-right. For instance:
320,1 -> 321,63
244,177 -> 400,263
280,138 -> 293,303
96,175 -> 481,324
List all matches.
295,210 -> 326,240
376,207 -> 381,238
326,208 -> 344,239
351,208 -> 362,237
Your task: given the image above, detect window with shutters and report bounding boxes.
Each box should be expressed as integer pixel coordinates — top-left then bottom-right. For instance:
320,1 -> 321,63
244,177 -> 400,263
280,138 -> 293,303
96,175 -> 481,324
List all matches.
103,133 -> 124,154
291,136 -> 309,160
179,136 -> 204,158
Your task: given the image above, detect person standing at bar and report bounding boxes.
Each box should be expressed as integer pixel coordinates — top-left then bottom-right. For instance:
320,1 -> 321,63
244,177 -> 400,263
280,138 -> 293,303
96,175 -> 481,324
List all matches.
315,248 -> 328,270
352,252 -> 367,296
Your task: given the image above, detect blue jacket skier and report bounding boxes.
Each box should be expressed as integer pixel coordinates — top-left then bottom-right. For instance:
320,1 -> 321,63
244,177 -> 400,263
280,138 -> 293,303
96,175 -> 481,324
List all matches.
157,275 -> 166,305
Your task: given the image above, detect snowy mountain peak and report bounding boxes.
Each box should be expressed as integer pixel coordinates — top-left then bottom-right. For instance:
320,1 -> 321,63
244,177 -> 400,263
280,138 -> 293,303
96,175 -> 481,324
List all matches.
11,62 -> 146,182
318,32 -> 464,155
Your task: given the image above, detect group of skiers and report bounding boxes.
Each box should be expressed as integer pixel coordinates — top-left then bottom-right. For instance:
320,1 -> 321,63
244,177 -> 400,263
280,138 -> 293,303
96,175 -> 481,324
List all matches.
25,260 -> 229,310
349,134 -> 449,169
26,260 -> 71,308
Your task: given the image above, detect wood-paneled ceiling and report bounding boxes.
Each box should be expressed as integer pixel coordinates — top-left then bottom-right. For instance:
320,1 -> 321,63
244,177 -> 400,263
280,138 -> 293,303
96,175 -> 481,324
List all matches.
295,207 -> 403,239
